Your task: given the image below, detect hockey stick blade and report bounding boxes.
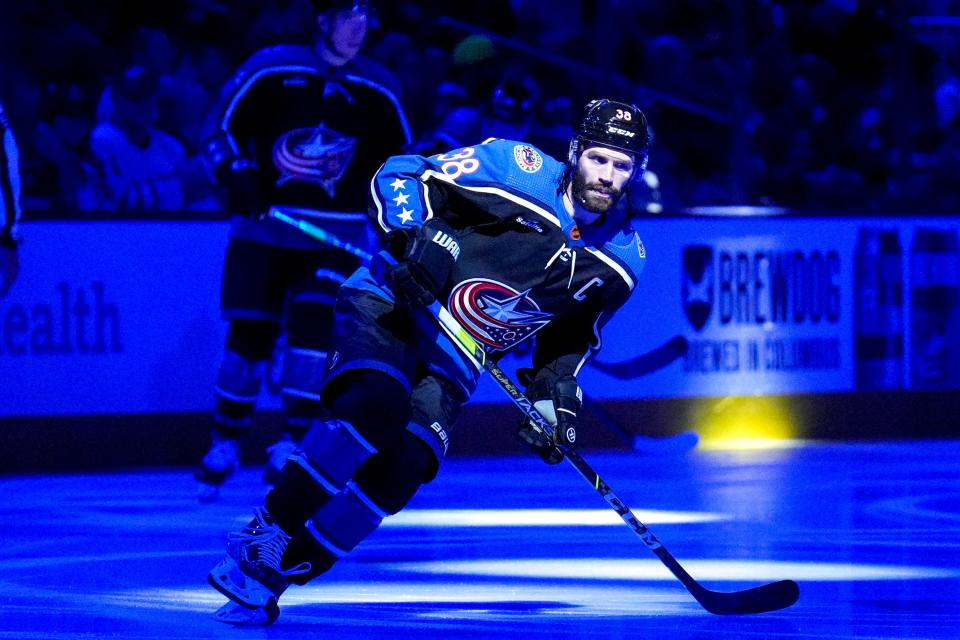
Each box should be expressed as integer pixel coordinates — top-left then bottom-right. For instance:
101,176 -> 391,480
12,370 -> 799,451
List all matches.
591,335 -> 688,379
631,431 -> 700,454
567,446 -> 800,615
655,529 -> 800,613
687,575 -> 800,615
584,398 -> 699,454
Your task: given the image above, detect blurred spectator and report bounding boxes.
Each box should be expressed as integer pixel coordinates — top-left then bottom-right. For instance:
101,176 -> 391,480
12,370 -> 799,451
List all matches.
0,98 -> 22,296
156,45 -> 232,155
1,0 -> 958,215
420,67 -> 541,152
89,65 -> 208,212
31,82 -> 104,211
368,31 -> 449,134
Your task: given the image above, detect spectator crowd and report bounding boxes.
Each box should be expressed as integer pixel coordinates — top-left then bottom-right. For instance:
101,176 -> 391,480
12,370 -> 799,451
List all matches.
1,0 -> 958,216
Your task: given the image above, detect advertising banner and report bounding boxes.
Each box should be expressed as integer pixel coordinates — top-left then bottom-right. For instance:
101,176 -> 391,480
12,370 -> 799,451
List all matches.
0,221 -> 230,417
475,216 -> 960,401
2,217 -> 957,416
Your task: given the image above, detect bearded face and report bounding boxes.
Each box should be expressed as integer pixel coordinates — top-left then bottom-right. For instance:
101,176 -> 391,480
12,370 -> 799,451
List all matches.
571,167 -> 623,214
570,145 -> 635,216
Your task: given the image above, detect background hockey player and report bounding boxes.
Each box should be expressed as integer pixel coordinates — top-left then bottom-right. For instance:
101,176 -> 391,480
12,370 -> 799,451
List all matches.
206,98 -> 651,625
195,0 -> 411,500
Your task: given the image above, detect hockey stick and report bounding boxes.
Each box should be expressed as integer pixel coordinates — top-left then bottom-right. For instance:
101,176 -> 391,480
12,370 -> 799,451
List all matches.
586,324 -> 693,451
266,208 -> 375,263
268,209 -> 799,613
584,398 -> 700,454
427,300 -> 799,616
591,335 -> 689,379
519,365 -> 698,454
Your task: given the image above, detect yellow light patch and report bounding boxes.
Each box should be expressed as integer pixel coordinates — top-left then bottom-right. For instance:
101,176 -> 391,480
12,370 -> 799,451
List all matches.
691,396 -> 799,451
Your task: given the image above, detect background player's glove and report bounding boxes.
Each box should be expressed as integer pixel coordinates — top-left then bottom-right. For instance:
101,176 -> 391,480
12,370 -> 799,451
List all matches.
388,218 -> 460,306
218,158 -> 266,216
515,372 -> 582,465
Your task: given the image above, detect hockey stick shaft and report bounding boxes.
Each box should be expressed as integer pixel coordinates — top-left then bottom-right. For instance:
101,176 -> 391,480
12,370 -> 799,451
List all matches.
267,208 -> 375,263
591,335 -> 688,379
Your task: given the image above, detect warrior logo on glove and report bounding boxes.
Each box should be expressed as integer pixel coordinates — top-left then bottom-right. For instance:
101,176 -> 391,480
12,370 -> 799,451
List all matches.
429,229 -> 460,260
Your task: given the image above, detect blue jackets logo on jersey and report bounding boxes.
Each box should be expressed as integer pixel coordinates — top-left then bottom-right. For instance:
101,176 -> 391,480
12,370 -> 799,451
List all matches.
273,124 -> 357,197
513,144 -> 543,173
449,279 -> 553,351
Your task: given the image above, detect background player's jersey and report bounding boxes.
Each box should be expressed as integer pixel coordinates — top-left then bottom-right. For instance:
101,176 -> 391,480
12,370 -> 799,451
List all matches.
203,45 -> 410,248
363,138 -> 647,394
0,102 -> 22,243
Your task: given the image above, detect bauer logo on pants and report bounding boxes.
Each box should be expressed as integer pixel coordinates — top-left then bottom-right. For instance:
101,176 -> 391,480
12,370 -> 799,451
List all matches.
429,421 -> 450,454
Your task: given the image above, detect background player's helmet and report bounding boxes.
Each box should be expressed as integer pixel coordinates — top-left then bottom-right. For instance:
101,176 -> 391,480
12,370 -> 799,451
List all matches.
569,99 -> 650,174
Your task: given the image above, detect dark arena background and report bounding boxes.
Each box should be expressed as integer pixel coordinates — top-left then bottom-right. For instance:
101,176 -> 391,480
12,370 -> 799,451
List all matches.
1,2 -> 959,638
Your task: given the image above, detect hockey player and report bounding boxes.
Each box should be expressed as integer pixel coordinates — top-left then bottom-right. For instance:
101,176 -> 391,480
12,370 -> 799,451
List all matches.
0,99 -> 21,297
195,0 -> 411,500
206,98 -> 651,625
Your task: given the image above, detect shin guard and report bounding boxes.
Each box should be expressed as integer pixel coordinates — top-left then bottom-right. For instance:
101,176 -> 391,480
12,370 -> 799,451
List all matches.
288,419 -> 378,496
305,480 -> 388,558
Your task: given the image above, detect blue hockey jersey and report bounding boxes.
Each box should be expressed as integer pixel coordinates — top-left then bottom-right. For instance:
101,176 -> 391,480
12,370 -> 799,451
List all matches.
359,138 -> 646,394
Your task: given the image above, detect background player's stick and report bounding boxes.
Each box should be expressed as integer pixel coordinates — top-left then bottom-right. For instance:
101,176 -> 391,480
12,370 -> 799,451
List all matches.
587,337 -> 698,452
269,208 -> 799,613
426,299 -> 800,616
267,208 -> 375,262
584,398 -> 700,453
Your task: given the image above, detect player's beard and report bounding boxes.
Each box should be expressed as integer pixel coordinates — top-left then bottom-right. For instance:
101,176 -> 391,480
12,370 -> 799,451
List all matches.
571,171 -> 622,215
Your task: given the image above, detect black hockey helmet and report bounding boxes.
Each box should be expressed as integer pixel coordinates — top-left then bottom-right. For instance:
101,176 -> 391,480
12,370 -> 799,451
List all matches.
569,99 -> 650,173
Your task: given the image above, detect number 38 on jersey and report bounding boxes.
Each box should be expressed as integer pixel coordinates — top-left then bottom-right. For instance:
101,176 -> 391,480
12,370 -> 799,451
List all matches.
437,147 -> 480,180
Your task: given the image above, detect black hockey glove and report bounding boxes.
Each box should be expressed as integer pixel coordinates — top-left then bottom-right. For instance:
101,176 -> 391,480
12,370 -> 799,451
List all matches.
515,372 -> 583,465
218,158 -> 266,216
387,218 -> 460,306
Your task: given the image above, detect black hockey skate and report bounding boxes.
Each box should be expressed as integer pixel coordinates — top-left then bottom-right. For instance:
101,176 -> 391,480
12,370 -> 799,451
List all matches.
208,507 -> 311,609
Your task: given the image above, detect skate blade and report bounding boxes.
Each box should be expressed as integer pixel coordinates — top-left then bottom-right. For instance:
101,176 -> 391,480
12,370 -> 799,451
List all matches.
207,556 -> 275,608
213,599 -> 279,626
